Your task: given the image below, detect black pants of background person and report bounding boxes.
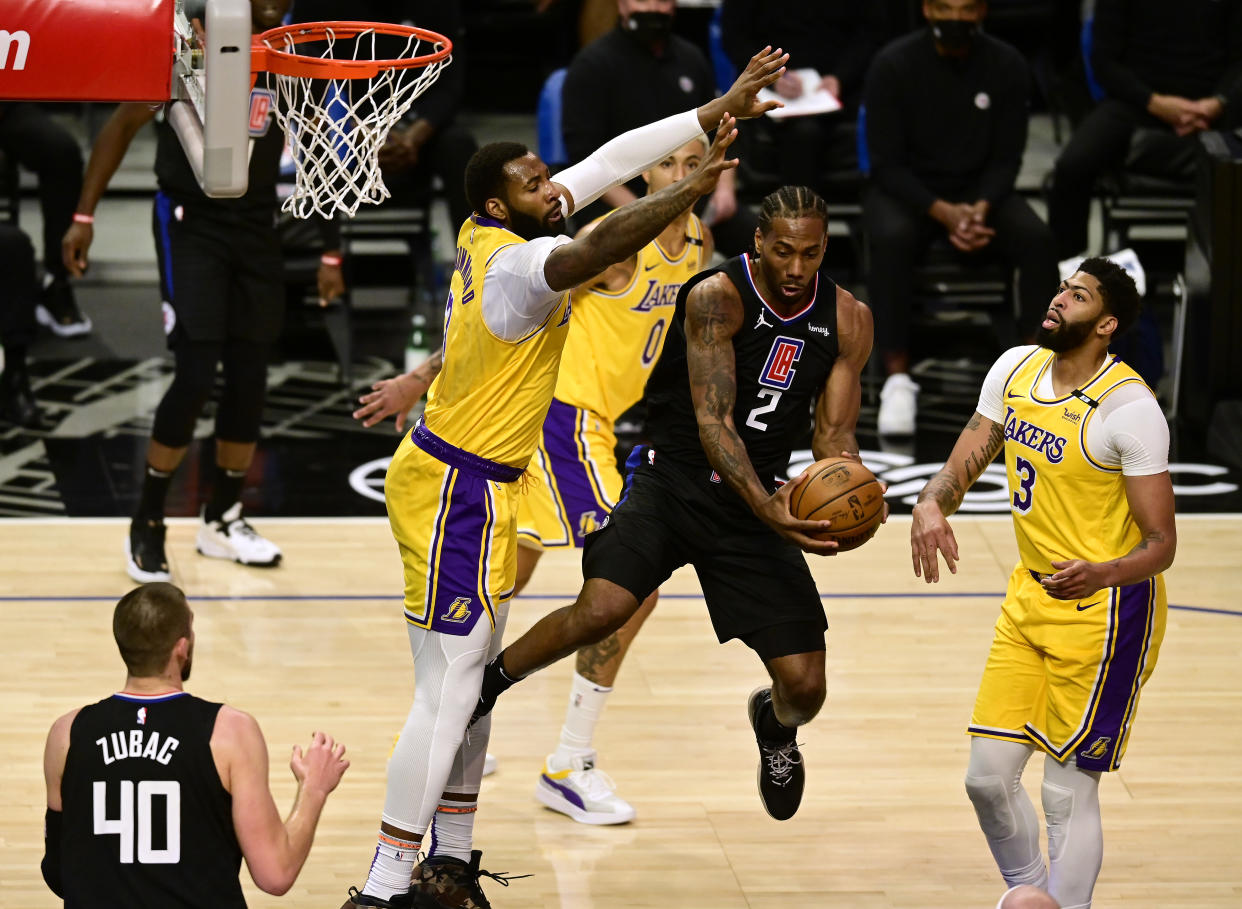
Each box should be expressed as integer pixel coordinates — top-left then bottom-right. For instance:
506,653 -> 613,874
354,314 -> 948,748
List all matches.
1047,98 -> 1203,259
0,223 -> 40,426
863,187 -> 1059,358
380,122 -> 478,231
0,103 -> 82,282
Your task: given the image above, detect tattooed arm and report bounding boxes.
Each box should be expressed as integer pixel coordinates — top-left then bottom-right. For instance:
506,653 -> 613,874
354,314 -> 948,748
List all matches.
909,410 -> 1005,582
1040,472 -> 1177,599
685,276 -> 837,554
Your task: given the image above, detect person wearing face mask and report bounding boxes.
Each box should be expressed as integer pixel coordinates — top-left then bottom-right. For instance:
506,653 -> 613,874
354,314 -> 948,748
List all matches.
861,0 -> 1058,437
561,0 -> 758,258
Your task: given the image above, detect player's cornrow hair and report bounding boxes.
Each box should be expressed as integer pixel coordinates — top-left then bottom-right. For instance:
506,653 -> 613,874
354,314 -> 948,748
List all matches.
113,582 -> 192,677
1076,256 -> 1141,337
756,185 -> 830,238
464,141 -> 530,215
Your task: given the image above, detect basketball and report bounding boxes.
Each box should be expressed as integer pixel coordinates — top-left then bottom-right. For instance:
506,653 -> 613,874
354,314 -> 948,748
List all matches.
789,457 -> 885,552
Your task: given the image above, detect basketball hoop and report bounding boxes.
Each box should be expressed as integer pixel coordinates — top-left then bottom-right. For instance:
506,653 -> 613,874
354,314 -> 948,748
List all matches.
252,21 -> 452,219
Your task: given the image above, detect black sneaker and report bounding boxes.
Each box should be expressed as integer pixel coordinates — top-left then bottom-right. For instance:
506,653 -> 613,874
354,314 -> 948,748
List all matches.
747,686 -> 805,821
126,519 -> 171,583
0,368 -> 40,428
410,850 -> 529,909
36,277 -> 92,338
338,887 -> 415,909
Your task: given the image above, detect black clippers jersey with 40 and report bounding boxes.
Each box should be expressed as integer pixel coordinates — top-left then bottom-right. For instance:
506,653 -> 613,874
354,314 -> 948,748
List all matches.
644,254 -> 839,478
59,692 -> 246,909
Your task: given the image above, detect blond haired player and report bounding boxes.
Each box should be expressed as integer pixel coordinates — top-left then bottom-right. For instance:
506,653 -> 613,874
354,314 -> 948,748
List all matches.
359,137 -> 711,829
339,48 -> 788,909
910,257 -> 1176,909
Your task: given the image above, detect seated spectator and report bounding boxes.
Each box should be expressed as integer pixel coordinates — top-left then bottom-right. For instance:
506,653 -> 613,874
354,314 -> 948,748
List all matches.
0,222 -> 40,427
862,0 -> 1057,436
291,0 -> 478,228
562,0 -> 756,256
1047,0 -> 1242,259
720,0 -> 888,196
0,103 -> 89,337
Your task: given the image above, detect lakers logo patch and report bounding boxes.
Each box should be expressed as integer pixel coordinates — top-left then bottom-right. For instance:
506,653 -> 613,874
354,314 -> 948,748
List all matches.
440,597 -> 473,624
577,511 -> 600,538
1080,736 -> 1112,760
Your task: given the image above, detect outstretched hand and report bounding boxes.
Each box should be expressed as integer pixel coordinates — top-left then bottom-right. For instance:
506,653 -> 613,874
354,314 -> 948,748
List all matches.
717,46 -> 789,120
290,731 -> 349,798
685,114 -> 739,200
353,373 -> 427,432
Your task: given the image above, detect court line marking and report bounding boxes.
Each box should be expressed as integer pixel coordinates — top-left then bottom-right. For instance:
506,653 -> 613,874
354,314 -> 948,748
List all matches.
0,593 -> 1235,617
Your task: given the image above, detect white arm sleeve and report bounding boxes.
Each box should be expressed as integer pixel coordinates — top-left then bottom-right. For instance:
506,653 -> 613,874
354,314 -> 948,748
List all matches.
976,345 -> 1039,423
554,109 -> 706,215
479,234 -> 574,342
1095,392 -> 1170,476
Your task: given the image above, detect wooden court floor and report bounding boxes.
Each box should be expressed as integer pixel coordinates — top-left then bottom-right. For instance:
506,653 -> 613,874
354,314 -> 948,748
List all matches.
2,516 -> 1239,908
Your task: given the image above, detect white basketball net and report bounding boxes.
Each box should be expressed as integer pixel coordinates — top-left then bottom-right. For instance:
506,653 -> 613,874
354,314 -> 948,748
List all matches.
259,26 -> 449,219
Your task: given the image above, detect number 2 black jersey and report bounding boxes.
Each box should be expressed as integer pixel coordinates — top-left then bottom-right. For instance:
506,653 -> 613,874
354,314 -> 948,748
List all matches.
643,254 -> 840,481
58,692 -> 246,909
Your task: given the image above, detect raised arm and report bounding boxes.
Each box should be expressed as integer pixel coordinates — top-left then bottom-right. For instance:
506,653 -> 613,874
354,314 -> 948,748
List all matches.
811,288 -> 873,460
544,116 -> 738,292
686,275 -> 836,554
910,411 -> 1005,581
215,707 -> 348,896
62,102 -> 158,277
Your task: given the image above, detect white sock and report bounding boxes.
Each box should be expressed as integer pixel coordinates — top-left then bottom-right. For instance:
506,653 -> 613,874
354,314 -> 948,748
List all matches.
361,830 -> 419,899
429,794 -> 478,863
552,672 -> 612,766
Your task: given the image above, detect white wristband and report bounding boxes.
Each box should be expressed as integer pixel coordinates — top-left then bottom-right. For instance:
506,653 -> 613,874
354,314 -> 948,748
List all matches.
555,109 -> 705,215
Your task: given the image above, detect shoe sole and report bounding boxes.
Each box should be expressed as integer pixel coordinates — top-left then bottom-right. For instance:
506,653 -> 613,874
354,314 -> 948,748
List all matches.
195,542 -> 283,567
124,537 -> 171,583
35,305 -> 92,338
535,776 -> 635,825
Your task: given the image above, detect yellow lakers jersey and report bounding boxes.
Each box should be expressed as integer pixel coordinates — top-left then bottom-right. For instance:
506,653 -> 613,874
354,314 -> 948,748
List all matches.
422,216 -> 572,468
1001,348 -> 1152,573
554,214 -> 705,423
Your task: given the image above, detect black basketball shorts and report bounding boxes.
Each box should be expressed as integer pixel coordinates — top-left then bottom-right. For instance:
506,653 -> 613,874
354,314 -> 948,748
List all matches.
152,193 -> 284,348
582,446 -> 827,656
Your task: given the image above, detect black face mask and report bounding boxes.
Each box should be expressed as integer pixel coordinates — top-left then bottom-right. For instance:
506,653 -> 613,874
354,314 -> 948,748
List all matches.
624,11 -> 675,49
931,19 -> 979,54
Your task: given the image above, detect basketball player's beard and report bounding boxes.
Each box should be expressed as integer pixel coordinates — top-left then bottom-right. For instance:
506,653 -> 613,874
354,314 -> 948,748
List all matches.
1035,315 -> 1095,353
508,208 -> 560,241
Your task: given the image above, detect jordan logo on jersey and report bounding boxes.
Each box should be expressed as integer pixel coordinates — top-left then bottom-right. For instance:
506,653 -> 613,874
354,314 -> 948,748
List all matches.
754,310 -> 772,329
248,89 -> 275,136
441,597 -> 473,624
1080,736 -> 1111,760
759,336 -> 804,390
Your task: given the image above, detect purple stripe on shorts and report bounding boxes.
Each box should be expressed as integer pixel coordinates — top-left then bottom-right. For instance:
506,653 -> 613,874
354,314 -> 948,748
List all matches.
542,399 -> 611,546
1074,578 -> 1155,771
427,469 -> 494,636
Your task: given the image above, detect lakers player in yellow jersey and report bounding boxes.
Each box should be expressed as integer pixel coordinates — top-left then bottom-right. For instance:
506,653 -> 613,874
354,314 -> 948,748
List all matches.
516,137 -> 711,826
340,47 -> 791,909
910,257 -> 1176,909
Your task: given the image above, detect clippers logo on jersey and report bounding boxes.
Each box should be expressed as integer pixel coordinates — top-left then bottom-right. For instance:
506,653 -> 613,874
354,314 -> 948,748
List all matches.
440,597 -> 473,624
1080,736 -> 1112,760
1004,405 -> 1067,463
247,89 -> 275,136
759,336 -> 805,390
136,707 -> 147,726
630,279 -> 683,312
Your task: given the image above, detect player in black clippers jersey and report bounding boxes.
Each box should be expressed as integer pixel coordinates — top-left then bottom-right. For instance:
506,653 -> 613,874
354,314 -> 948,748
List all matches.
42,582 -> 349,909
471,186 -> 879,821
62,0 -> 345,584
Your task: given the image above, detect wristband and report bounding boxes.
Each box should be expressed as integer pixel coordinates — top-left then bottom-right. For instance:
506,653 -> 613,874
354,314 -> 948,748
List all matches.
320,253 -> 343,267
72,213 -> 94,224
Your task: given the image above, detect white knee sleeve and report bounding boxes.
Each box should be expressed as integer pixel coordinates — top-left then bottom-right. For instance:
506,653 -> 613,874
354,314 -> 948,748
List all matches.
381,614 -> 499,834
966,738 -> 1048,889
1042,755 -> 1102,909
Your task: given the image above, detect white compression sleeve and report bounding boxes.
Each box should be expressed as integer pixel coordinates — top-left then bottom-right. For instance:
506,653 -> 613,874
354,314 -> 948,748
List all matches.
965,737 -> 1049,890
554,109 -> 705,215
1042,755 -> 1102,909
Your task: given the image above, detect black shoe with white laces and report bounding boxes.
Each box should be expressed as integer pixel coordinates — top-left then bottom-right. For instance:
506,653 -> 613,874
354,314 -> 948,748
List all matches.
36,277 -> 92,338
338,886 -> 415,909
747,686 -> 805,821
126,519 -> 171,583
